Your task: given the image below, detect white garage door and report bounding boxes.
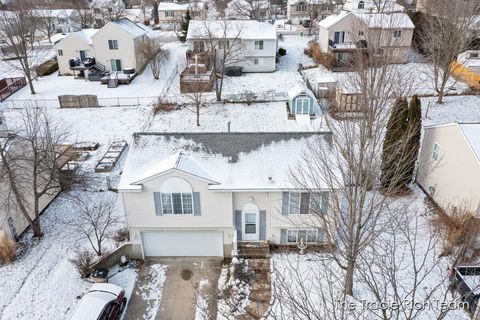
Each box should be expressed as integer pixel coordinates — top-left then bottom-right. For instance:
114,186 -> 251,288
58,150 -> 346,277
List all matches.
141,230 -> 224,257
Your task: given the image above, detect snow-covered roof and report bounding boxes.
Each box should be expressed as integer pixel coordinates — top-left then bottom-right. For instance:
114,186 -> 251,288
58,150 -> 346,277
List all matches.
302,66 -> 337,84
186,20 -> 277,40
55,29 -> 98,47
111,18 -> 147,38
342,0 -> 405,13
459,123 -> 480,162
288,82 -> 316,100
158,2 -> 191,11
318,11 -> 352,29
119,132 -> 336,192
354,12 -> 414,29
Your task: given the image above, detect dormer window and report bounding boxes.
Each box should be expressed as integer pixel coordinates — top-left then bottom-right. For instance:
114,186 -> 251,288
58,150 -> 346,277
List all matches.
296,1 -> 306,12
358,1 -> 365,9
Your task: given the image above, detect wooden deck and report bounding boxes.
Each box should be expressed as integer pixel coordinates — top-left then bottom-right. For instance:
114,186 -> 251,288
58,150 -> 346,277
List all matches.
238,241 -> 270,258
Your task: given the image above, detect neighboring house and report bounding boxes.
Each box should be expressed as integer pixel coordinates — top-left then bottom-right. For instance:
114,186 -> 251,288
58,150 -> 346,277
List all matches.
0,143 -> 72,241
286,0 -> 336,25
341,0 -> 405,13
118,132 -> 337,258
186,20 -> 277,73
454,50 -> 480,90
33,9 -> 82,34
225,0 -> 271,21
287,83 -> 318,117
416,123 -> 480,215
318,11 -> 414,67
122,8 -> 145,23
55,18 -> 149,75
157,2 -> 205,25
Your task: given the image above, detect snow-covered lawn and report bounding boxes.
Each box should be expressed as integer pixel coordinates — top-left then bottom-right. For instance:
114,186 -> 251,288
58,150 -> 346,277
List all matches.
4,42 -> 186,103
0,190 -> 123,320
148,101 -> 328,133
0,49 -> 56,79
421,95 -> 480,125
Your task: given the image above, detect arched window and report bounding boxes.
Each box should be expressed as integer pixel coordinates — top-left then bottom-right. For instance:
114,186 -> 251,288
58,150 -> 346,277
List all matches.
296,1 -> 306,12
159,177 -> 194,214
358,0 -> 365,9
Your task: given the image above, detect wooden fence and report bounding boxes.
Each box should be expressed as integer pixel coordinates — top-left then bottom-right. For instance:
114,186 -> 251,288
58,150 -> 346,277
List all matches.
0,77 -> 27,102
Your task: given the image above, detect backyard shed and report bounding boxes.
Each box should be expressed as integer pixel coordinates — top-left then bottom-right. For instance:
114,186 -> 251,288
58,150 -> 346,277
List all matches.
287,83 -> 317,116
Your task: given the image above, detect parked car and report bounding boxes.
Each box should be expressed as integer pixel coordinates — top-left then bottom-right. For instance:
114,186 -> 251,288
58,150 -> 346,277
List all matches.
70,283 -> 127,320
449,266 -> 480,316
225,66 -> 243,76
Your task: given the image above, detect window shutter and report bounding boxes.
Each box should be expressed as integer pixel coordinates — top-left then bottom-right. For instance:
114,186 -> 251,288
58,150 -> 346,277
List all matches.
153,192 -> 162,216
321,191 -> 329,215
235,210 -> 242,241
300,193 -> 310,214
281,192 -> 289,215
259,210 -> 266,241
193,192 -> 201,216
280,229 -> 287,244
317,228 -> 324,242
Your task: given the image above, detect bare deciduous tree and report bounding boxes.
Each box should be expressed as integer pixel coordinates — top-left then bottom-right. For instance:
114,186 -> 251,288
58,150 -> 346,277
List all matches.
36,8 -> 56,43
228,0 -> 269,21
0,107 -> 69,238
420,0 -> 480,103
72,0 -> 95,28
65,195 -> 119,256
195,20 -> 248,101
0,1 -> 41,94
185,82 -> 209,127
138,38 -> 170,80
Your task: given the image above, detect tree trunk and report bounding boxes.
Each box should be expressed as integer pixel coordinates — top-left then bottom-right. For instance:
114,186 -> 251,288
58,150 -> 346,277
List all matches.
344,259 -> 355,296
196,104 -> 200,126
32,220 -> 42,238
436,89 -> 444,104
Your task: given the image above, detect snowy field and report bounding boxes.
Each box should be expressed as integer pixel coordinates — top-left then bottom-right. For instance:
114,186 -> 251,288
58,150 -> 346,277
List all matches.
148,101 -> 328,133
421,95 -> 480,125
0,49 -> 56,79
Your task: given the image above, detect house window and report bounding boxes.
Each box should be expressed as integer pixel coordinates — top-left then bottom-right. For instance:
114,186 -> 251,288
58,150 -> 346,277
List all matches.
57,49 -> 63,56
287,229 -> 319,243
433,143 -> 440,161
375,48 -> 384,56
358,30 -> 364,36
254,40 -> 264,50
165,10 -> 175,17
108,39 -> 119,50
296,1 -> 306,12
110,59 -> 122,71
295,96 -> 310,114
358,0 -> 365,9
159,192 -> 194,214
287,192 -> 301,215
253,58 -> 259,65
94,8 -> 101,14
393,30 -> 402,38
470,52 -> 479,58
218,40 -> 230,50
193,41 -> 204,53
285,192 -> 328,215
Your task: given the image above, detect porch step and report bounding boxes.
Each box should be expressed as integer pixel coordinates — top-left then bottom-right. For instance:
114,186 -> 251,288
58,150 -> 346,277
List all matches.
238,242 -> 270,258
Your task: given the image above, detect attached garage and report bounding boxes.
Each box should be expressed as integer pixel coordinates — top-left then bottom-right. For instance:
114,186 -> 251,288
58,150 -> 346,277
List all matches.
141,230 -> 224,257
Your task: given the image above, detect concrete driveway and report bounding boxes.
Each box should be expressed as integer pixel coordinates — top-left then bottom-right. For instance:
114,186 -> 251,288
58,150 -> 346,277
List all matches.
124,257 -> 222,320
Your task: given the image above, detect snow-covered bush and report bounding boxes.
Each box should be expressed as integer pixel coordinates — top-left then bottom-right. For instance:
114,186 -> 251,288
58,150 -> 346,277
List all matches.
0,230 -> 16,264
70,250 -> 95,278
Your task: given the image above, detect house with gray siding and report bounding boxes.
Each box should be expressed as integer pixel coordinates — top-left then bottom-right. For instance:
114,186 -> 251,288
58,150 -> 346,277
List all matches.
118,132 -> 338,258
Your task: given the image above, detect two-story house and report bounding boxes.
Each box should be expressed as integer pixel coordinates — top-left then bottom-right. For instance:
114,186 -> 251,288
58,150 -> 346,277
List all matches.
55,18 -> 150,76
286,0 -> 336,25
224,0 -> 271,21
186,20 -> 278,73
318,10 -> 414,66
157,2 -> 205,26
416,122 -> 480,215
118,132 -> 337,258
341,0 -> 405,13
33,9 -> 82,34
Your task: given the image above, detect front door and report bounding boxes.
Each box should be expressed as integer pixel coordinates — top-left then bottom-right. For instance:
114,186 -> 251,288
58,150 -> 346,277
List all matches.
242,211 -> 259,241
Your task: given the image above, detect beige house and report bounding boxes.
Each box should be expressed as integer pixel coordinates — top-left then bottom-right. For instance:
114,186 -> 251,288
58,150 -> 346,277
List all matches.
318,11 -> 414,67
286,0 -> 335,25
157,2 -> 205,25
118,132 -> 337,257
417,123 -> 480,215
55,18 -> 149,76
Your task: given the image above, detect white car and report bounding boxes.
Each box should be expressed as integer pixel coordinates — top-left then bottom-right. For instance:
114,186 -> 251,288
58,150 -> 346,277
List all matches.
70,283 -> 127,320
